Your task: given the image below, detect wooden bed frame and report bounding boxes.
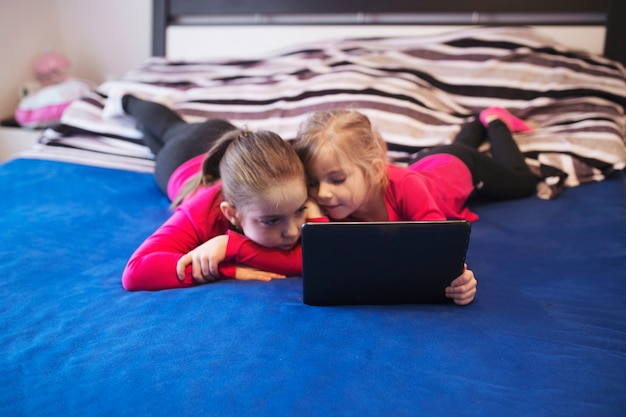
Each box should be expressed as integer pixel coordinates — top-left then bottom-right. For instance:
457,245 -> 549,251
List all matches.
152,0 -> 625,65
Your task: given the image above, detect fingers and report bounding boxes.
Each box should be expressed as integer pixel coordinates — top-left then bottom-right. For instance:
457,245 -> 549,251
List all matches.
235,266 -> 286,281
445,267 -> 477,305
252,275 -> 272,282
208,257 -> 220,279
179,249 -> 287,284
176,252 -> 217,284
192,255 -> 216,284
238,272 -> 283,281
445,289 -> 475,305
261,272 -> 286,280
451,291 -> 475,306
446,282 -> 476,305
176,254 -> 192,281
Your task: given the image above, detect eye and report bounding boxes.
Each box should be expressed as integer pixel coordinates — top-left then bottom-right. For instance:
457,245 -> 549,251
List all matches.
295,206 -> 307,217
329,176 -> 345,185
260,218 -> 280,226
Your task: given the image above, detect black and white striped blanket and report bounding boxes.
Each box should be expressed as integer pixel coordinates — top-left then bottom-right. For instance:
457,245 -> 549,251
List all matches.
32,26 -> 626,198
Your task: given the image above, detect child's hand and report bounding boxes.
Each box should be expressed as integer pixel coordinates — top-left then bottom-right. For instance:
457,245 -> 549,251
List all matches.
234,265 -> 286,281
445,264 -> 477,306
176,235 -> 229,283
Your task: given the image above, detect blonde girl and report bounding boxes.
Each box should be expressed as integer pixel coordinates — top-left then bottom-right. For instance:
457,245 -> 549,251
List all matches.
289,108 -> 537,305
294,109 -> 536,223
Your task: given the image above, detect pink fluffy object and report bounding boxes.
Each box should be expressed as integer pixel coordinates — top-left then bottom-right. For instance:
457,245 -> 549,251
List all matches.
15,78 -> 94,128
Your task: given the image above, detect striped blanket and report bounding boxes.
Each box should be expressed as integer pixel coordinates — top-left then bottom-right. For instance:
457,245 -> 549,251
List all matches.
33,26 -> 626,198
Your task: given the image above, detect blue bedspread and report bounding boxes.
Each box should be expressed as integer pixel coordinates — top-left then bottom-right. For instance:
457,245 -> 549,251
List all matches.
1,158 -> 625,416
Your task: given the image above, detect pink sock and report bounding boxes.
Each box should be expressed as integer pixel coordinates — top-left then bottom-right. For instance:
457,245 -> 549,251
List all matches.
479,107 -> 532,132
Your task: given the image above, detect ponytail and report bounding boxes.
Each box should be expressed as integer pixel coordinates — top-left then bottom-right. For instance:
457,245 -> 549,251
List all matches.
171,128 -> 304,210
170,129 -> 242,209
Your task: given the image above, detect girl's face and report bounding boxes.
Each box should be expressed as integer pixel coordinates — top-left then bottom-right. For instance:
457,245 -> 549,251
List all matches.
236,179 -> 309,250
307,150 -> 370,220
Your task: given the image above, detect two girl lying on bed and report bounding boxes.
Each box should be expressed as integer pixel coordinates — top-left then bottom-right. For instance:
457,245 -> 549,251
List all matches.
118,94 -> 536,305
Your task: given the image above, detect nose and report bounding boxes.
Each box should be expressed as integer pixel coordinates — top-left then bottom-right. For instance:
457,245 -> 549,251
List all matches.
316,181 -> 332,201
283,217 -> 302,239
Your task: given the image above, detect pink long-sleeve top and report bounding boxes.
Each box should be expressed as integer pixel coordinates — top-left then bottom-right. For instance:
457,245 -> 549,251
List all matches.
334,158 -> 477,222
386,155 -> 478,222
122,182 -> 325,291
124,155 -> 327,291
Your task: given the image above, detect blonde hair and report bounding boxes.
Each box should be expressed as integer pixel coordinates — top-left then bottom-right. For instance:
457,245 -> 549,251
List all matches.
294,110 -> 388,194
172,129 -> 305,209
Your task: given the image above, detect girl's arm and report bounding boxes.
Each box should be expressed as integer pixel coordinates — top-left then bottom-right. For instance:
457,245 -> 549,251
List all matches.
174,234 -> 287,283
176,216 -> 330,280
223,230 -> 303,276
122,210 -> 233,291
122,186 -> 234,291
224,215 -> 329,276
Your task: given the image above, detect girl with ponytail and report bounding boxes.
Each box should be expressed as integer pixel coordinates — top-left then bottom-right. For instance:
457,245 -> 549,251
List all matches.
114,95 -> 325,291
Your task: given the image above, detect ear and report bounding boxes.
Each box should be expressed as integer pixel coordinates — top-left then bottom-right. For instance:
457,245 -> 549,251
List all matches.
372,159 -> 387,185
219,201 -> 239,227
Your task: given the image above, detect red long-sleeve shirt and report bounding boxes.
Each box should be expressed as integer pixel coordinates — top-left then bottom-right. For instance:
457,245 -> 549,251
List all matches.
122,182 -> 324,291
387,155 -> 478,222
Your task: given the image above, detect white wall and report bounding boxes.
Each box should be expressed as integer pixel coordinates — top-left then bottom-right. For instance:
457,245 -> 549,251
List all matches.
0,0 -> 63,119
0,0 -> 152,120
55,0 -> 152,82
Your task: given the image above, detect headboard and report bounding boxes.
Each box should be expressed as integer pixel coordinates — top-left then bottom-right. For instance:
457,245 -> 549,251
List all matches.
152,0 -> 625,66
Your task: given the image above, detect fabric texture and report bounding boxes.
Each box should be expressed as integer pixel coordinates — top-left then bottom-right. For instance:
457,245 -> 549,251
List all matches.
2,158 -> 625,417
31,27 -> 626,197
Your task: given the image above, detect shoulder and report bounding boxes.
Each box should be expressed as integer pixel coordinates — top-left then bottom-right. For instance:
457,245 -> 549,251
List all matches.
386,164 -> 428,189
167,154 -> 206,200
386,163 -> 405,177
176,182 -> 230,240
178,183 -> 223,219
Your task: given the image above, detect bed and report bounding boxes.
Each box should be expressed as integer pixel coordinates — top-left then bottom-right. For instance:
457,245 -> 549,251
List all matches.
2,1 -> 625,416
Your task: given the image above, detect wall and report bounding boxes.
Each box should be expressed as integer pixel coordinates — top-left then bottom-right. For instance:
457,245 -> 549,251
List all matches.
55,0 -> 151,82
0,0 -> 63,120
0,0 -> 152,121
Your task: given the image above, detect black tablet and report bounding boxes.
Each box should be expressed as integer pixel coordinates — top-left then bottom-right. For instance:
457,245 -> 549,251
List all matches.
301,220 -> 471,306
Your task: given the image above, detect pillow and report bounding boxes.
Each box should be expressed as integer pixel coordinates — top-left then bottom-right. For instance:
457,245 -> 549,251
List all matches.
15,78 -> 94,128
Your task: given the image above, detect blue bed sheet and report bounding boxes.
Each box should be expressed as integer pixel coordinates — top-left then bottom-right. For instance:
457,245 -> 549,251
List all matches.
1,158 -> 625,417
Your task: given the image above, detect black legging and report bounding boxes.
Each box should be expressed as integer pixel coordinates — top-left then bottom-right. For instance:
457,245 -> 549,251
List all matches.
411,119 -> 537,201
122,95 -> 237,195
124,95 -> 536,201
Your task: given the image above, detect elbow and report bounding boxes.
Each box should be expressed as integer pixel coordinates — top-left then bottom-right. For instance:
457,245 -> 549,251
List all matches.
121,268 -> 138,291
121,258 -> 143,291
